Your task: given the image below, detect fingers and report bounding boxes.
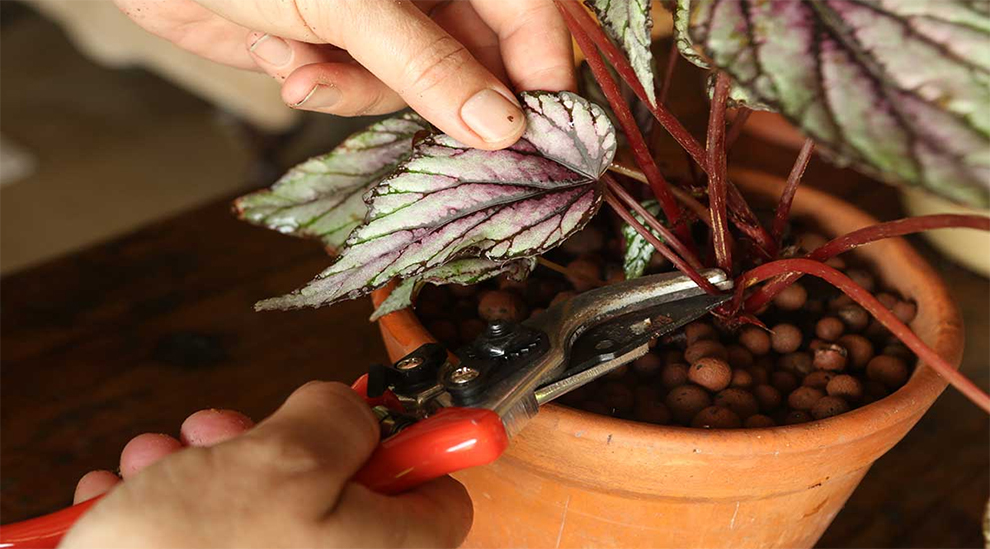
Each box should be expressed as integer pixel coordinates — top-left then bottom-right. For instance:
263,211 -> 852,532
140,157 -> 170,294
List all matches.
119,434 -> 183,479
471,0 -> 576,93
198,0 -> 526,149
73,471 -> 121,504
179,409 -> 254,446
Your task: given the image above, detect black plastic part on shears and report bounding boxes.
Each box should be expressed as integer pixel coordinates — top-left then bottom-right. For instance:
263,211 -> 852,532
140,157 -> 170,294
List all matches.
367,342 -> 447,398
445,320 -> 550,406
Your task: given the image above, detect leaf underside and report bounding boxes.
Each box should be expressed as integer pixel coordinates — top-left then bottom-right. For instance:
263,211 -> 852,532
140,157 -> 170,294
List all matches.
256,91 -> 617,312
587,0 -> 658,105
683,0 -> 990,207
621,199 -> 665,279
234,113 -> 429,253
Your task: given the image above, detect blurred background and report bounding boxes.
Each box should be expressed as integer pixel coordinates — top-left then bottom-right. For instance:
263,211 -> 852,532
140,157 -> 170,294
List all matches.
1,2 -> 987,548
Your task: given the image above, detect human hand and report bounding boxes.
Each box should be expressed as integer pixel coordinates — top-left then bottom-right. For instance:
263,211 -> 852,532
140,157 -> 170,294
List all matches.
113,0 -> 575,150
62,381 -> 473,548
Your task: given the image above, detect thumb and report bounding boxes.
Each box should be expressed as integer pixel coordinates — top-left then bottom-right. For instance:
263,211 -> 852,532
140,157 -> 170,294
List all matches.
195,0 -> 526,149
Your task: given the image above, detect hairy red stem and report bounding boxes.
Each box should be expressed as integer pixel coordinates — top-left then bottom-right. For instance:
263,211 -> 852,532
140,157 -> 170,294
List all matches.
557,0 -> 775,255
604,191 -> 719,294
737,259 -> 990,413
706,72 -> 733,273
725,108 -> 752,150
557,2 -> 688,242
743,214 -> 990,312
604,173 -> 703,270
770,138 -> 816,251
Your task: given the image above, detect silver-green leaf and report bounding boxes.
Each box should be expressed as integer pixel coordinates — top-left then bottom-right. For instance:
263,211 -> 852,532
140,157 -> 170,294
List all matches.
586,0 -> 658,105
621,199 -> 665,279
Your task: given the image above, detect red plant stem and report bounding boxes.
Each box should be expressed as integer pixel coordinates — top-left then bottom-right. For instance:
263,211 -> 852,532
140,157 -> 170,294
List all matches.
604,173 -> 703,270
725,108 -> 752,150
557,0 -> 776,256
607,162 -> 713,227
743,214 -> 990,312
706,72 -> 733,274
557,2 -> 688,242
658,40 -> 679,105
736,259 -> 990,413
770,138 -> 816,251
604,190 -> 720,294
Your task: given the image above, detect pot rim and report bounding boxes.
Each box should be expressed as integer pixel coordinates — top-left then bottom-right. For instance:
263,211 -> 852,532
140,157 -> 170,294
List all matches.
371,168 -> 963,456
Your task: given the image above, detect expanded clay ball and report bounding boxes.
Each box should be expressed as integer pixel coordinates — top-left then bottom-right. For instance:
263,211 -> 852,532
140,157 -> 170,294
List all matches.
634,386 -> 671,425
632,353 -> 663,378
826,374 -> 864,402
688,358 -> 732,392
803,370 -> 837,390
876,292 -> 898,310
837,305 -> 870,332
603,364 -> 628,380
771,323 -> 802,354
685,321 -> 717,345
815,317 -> 845,341
778,352 -> 814,376
837,334 -> 874,369
566,259 -> 601,292
771,371 -> 799,395
598,382 -> 635,414
813,344 -> 848,372
744,414 -> 776,428
784,410 -> 811,425
478,291 -> 528,322
726,345 -> 754,369
893,300 -> 917,323
714,388 -> 760,419
753,384 -> 782,412
773,283 -> 808,311
788,386 -> 825,411
684,340 -> 728,364
666,385 -> 712,425
811,396 -> 850,420
691,406 -> 741,429
660,363 -> 689,389
845,269 -> 876,292
738,326 -> 771,356
730,368 -> 754,389
883,343 -> 913,361
867,355 -> 909,389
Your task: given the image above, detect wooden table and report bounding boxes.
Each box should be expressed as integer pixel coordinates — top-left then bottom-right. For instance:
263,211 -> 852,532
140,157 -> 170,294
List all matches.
2,135 -> 987,548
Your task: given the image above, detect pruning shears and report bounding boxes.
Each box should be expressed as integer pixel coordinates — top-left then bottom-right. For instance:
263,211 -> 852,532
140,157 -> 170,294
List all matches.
0,269 -> 732,548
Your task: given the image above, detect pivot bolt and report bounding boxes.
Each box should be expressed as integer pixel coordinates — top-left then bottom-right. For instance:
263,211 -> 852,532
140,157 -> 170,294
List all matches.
448,366 -> 480,385
395,356 -> 424,370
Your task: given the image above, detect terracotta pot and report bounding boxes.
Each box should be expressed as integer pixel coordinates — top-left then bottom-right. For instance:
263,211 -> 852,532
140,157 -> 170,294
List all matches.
370,169 -> 963,548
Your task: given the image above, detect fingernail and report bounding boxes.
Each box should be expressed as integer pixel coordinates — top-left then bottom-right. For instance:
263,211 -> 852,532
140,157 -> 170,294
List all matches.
249,34 -> 291,67
461,89 -> 525,143
292,84 -> 341,111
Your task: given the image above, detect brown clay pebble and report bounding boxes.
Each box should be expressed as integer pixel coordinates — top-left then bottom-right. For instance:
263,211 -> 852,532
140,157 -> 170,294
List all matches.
788,386 -> 825,411
748,362 -> 771,384
730,368 -> 754,389
665,385 -> 712,425
663,349 -> 685,365
883,343 -> 913,361
892,300 -> 917,323
684,340 -> 728,364
815,317 -> 845,341
803,370 -> 837,390
867,355 -> 909,389
796,232 -> 828,252
459,318 -> 486,342
771,371 -> 799,395
691,406 -> 742,429
684,321 -> 718,345
837,305 -> 870,332
634,387 -> 671,425
824,256 -> 846,270
845,269 -> 875,292
829,294 -> 854,310
566,259 -> 601,292
773,283 -> 808,311
714,388 -> 760,419
813,344 -> 848,372
784,410 -> 811,425
826,374 -> 864,402
811,396 -> 851,420
660,363 -> 690,389
744,414 -> 776,428
428,319 -> 459,347
550,291 -> 576,306
753,384 -> 783,412
604,364 -> 629,380
837,334 -> 874,369
738,326 -> 771,356
808,339 -> 828,353
876,292 -> 898,310
478,291 -> 527,322
688,358 -> 732,392
598,382 -> 635,414
632,353 -> 663,378
771,323 -> 802,354
864,380 -> 890,401
778,352 -> 814,376
726,345 -> 754,369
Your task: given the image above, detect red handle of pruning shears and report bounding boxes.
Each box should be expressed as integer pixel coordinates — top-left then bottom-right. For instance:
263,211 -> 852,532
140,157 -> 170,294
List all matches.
0,377 -> 508,549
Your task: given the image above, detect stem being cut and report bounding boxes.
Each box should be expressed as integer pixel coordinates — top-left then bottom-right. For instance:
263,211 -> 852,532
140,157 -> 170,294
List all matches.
736,259 -> 990,413
770,138 -> 816,251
